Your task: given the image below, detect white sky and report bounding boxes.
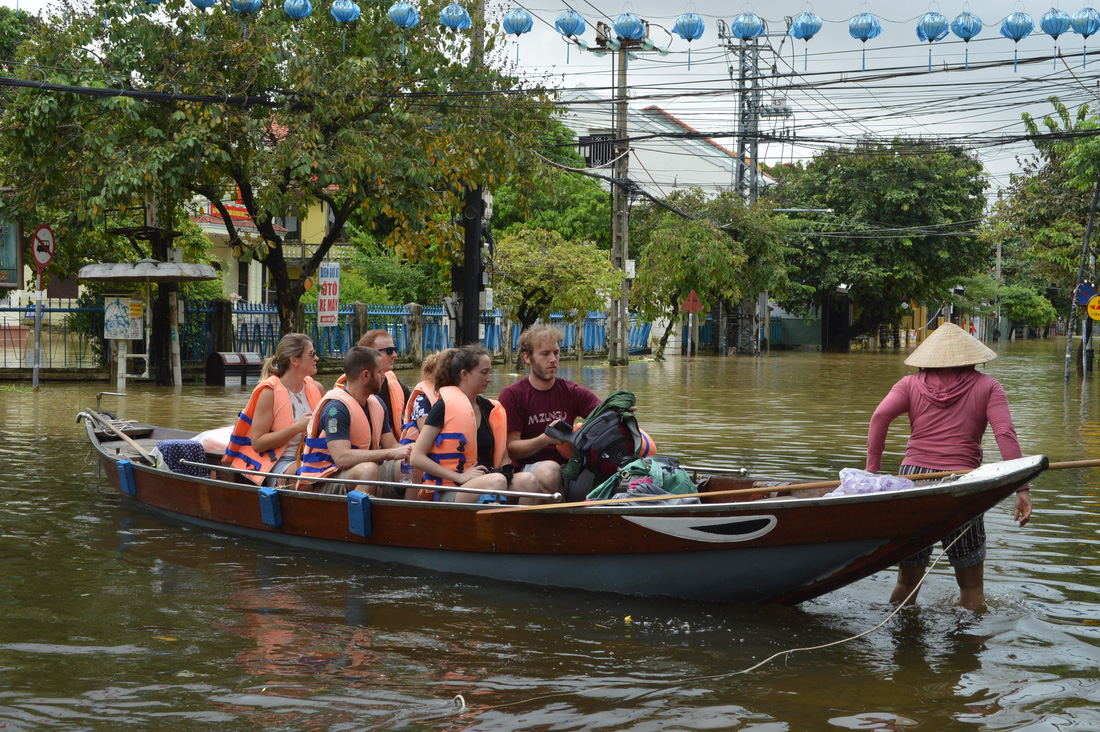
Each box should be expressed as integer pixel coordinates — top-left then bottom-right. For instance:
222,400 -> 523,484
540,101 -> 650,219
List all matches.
5,0 -> 1097,199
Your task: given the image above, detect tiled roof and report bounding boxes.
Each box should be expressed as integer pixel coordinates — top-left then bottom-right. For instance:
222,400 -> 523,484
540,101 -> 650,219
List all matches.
639,105 -> 737,159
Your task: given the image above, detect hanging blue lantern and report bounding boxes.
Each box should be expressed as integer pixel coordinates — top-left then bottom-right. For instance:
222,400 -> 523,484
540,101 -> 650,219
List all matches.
1041,9 -> 1071,68
612,12 -> 645,41
389,1 -> 419,55
439,3 -> 471,59
916,12 -> 948,42
502,8 -> 532,63
556,8 -> 585,37
788,11 -> 822,71
232,0 -> 261,14
672,12 -> 705,69
503,7 -> 532,36
555,9 -> 586,62
231,0 -> 261,34
916,12 -> 949,71
730,12 -> 765,41
389,0 -> 418,28
1000,12 -> 1034,73
440,2 -> 471,30
190,0 -> 215,38
1072,7 -> 1100,67
284,0 -> 312,20
849,12 -> 882,71
331,0 -> 360,51
389,8 -> 419,54
950,11 -> 982,70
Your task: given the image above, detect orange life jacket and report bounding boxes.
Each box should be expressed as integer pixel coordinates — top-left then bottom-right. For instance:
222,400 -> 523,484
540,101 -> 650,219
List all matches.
224,375 -> 323,484
400,380 -> 439,445
335,370 -> 406,441
296,387 -> 385,483
423,386 -> 506,488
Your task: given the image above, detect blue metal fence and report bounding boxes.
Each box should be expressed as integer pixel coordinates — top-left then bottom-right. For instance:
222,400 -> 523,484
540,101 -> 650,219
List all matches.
0,296 -> 649,370
0,296 -> 106,368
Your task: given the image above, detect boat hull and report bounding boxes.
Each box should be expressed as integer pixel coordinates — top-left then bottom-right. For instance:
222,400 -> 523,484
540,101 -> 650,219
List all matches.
88,421 -> 1046,605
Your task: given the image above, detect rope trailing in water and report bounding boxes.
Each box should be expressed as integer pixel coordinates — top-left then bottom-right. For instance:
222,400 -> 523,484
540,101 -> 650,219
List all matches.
452,532 -> 967,716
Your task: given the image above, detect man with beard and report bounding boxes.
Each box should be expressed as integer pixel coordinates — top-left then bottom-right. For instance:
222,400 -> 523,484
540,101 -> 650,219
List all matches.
298,346 -> 411,497
498,325 -> 601,494
335,329 -> 411,442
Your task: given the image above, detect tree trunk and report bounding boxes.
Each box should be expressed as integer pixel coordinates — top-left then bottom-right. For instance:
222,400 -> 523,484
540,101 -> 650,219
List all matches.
275,286 -> 300,334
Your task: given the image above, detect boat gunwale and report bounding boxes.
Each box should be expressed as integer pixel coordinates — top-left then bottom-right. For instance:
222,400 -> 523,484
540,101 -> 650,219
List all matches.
84,417 -> 1045,517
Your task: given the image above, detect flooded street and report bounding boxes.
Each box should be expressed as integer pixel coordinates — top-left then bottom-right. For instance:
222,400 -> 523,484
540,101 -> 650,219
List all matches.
2,338 -> 1099,730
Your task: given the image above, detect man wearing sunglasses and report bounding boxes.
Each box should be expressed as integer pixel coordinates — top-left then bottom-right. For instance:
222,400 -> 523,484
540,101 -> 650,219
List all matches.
356,329 -> 411,441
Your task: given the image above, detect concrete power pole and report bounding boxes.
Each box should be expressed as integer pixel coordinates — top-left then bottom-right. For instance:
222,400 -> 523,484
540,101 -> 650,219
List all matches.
719,23 -> 764,355
608,44 -> 631,366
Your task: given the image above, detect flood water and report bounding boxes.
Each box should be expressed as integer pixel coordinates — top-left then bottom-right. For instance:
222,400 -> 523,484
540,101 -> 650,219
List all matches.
2,338 -> 1099,730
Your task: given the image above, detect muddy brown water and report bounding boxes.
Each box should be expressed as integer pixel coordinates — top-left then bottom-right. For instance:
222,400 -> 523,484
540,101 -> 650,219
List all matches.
2,338 -> 1099,730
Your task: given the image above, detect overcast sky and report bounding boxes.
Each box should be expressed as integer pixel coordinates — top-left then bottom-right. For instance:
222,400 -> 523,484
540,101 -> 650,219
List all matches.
5,0 -> 1096,198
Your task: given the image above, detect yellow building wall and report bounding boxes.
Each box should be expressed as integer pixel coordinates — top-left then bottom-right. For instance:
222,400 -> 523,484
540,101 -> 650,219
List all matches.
301,200 -> 326,245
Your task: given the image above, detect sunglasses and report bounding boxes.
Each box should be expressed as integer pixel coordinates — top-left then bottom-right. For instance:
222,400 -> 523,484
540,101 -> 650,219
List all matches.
378,346 -> 397,355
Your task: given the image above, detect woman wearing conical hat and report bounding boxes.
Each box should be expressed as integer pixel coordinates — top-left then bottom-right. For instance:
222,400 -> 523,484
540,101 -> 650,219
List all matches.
866,323 -> 1033,611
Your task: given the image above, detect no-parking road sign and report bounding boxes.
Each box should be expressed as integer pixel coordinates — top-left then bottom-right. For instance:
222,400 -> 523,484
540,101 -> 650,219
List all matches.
32,226 -> 55,268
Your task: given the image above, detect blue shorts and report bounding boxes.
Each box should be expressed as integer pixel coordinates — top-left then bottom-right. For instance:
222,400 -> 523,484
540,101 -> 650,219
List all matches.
897,464 -> 987,570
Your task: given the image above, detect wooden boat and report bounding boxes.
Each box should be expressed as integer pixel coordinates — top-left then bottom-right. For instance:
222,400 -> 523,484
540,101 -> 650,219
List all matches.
80,411 -> 1046,605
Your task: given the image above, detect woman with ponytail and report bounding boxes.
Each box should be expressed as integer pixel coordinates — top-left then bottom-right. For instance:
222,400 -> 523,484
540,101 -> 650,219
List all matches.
410,346 -> 546,504
225,333 -> 324,485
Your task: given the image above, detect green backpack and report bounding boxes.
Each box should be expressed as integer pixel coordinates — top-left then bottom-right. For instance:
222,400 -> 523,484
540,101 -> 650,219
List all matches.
587,457 -> 698,502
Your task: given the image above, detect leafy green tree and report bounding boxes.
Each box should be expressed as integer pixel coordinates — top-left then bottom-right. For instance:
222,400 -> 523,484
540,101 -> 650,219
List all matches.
0,0 -> 553,334
999,284 -> 1059,330
491,226 -> 622,335
630,188 -> 796,358
491,120 -> 611,248
299,266 -> 392,307
0,7 -> 40,74
988,98 -> 1095,291
770,139 -> 988,348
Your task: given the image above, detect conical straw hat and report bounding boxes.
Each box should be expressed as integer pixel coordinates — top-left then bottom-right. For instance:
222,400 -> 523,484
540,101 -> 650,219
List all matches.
904,323 -> 997,368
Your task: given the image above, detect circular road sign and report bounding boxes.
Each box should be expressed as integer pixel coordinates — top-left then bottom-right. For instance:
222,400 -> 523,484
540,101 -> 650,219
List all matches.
1088,295 -> 1100,322
32,225 -> 55,268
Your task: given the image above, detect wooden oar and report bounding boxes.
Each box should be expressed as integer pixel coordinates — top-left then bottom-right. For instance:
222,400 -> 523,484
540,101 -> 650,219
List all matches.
478,458 -> 1100,516
81,409 -> 157,466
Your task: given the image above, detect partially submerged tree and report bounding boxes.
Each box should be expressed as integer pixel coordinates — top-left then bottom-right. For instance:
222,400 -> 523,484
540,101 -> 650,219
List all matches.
770,139 -> 988,348
630,189 -> 795,358
0,0 -> 553,332
491,226 -> 622,347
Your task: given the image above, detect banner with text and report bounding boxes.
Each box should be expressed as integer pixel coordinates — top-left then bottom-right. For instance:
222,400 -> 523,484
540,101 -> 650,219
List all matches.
317,261 -> 341,327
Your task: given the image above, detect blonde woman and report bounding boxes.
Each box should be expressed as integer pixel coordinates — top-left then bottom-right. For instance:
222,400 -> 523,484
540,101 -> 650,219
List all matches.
225,333 -> 323,485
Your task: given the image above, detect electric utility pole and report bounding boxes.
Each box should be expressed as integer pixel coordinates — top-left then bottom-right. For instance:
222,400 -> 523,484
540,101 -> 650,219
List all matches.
457,0 -> 486,346
608,39 -> 631,366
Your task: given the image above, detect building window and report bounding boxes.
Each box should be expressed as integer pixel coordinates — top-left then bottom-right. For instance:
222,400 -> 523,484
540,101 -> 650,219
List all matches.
274,214 -> 300,242
579,133 -> 615,168
237,259 -> 249,302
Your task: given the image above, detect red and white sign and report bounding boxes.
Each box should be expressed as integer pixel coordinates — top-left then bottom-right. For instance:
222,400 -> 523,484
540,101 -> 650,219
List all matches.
317,261 -> 340,327
680,289 -> 704,314
32,226 -> 55,268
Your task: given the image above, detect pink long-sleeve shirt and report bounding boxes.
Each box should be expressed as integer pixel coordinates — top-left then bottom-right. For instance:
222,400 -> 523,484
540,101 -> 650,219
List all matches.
866,367 -> 1024,473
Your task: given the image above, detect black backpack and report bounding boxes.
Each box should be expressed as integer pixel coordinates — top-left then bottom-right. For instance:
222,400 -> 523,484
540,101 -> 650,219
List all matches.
546,390 -> 644,502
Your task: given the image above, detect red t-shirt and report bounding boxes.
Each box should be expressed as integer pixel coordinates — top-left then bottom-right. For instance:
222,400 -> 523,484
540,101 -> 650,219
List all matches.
498,377 -> 601,469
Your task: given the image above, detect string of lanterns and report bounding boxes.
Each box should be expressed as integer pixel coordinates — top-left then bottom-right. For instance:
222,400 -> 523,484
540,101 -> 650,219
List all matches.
162,1 -> 1100,73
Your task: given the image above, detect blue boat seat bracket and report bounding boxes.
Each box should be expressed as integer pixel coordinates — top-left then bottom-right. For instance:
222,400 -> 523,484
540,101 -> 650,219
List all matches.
347,491 -> 372,537
258,486 -> 283,528
117,459 -> 136,496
